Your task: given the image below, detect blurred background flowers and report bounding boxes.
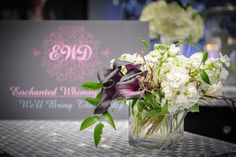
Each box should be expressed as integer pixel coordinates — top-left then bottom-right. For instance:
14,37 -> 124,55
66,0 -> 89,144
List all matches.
139,0 -> 204,42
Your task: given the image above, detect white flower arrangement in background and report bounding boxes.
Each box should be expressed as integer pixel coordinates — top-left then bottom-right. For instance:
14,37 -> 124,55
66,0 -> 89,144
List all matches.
140,0 -> 204,42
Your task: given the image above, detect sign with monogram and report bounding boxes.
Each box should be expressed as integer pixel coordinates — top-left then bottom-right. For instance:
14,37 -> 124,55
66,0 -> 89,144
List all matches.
0,21 -> 148,119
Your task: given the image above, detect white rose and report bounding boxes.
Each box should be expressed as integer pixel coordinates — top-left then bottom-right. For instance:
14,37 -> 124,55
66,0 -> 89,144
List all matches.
205,82 -> 223,97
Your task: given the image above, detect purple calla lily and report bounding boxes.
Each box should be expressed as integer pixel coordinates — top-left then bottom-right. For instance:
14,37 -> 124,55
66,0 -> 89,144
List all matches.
94,95 -> 112,114
94,60 -> 147,114
125,63 -> 142,71
116,78 -> 145,99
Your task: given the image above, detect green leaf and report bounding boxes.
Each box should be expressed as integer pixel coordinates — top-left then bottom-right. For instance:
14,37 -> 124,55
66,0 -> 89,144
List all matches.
199,69 -> 211,85
155,91 -> 161,102
201,52 -> 208,63
80,82 -> 102,90
94,123 -> 104,148
189,103 -> 199,112
96,92 -> 102,99
145,110 -> 158,118
161,101 -> 168,114
103,111 -> 116,130
145,94 -> 157,109
80,116 -> 100,131
138,37 -> 150,52
85,93 -> 102,106
138,99 -> 149,111
131,99 -> 138,115
85,97 -> 99,106
137,112 -> 142,123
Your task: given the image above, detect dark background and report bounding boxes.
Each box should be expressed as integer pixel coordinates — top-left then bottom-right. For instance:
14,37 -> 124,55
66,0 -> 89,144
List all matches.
0,0 -> 236,20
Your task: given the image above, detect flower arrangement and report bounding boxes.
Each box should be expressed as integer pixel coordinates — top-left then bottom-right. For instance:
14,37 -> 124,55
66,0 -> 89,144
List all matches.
139,0 -> 204,42
80,40 -> 235,148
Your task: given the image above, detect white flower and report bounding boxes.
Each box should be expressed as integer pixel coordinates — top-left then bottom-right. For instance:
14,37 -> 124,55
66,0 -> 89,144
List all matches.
119,53 -> 144,64
140,0 -> 204,41
167,82 -> 200,113
162,85 -> 173,100
117,43 -> 230,113
145,49 -> 161,62
220,53 -> 231,67
220,68 -> 229,79
205,82 -> 223,97
186,83 -> 199,98
189,52 -> 202,67
166,67 -> 189,89
169,44 -> 180,55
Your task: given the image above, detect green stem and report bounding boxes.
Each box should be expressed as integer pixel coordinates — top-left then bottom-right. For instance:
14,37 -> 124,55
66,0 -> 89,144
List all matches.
158,111 -> 186,150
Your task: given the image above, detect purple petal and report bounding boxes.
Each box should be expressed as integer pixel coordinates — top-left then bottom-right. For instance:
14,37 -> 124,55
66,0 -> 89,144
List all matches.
112,60 -> 142,71
94,85 -> 117,114
125,63 -> 142,71
94,60 -> 146,114
97,68 -> 113,82
94,99 -> 112,114
116,78 -> 144,99
113,60 -> 132,69
98,67 -> 121,84
103,79 -> 114,88
117,89 -> 145,99
112,71 -> 123,83
120,68 -> 142,82
120,69 -> 148,82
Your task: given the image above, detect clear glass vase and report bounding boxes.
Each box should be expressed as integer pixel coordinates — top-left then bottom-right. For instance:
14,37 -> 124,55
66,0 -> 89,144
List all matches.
129,102 -> 187,150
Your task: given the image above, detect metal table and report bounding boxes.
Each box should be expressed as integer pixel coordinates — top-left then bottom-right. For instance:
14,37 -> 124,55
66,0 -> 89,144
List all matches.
0,120 -> 236,157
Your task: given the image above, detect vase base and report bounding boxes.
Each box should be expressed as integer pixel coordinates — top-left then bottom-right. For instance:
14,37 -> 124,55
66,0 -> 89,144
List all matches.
129,135 -> 182,150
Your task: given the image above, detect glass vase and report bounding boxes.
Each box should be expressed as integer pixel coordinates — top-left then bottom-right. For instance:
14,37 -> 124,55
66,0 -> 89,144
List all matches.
129,102 -> 187,150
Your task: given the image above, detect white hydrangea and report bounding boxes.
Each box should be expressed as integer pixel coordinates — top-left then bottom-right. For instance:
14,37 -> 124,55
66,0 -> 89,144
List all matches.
117,43 -> 230,114
167,82 -> 201,113
144,49 -> 162,63
165,67 -> 189,89
119,53 -> 144,64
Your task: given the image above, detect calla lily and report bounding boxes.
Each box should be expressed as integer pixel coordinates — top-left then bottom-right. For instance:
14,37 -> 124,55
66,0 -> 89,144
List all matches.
95,67 -> 122,114
97,67 -> 122,84
94,95 -> 112,114
125,63 -> 142,71
94,60 -> 146,114
116,78 -> 145,99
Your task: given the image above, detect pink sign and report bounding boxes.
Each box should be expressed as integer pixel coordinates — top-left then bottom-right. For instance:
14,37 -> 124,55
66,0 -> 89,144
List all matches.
33,26 -> 112,82
49,44 -> 92,61
0,21 -> 148,119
